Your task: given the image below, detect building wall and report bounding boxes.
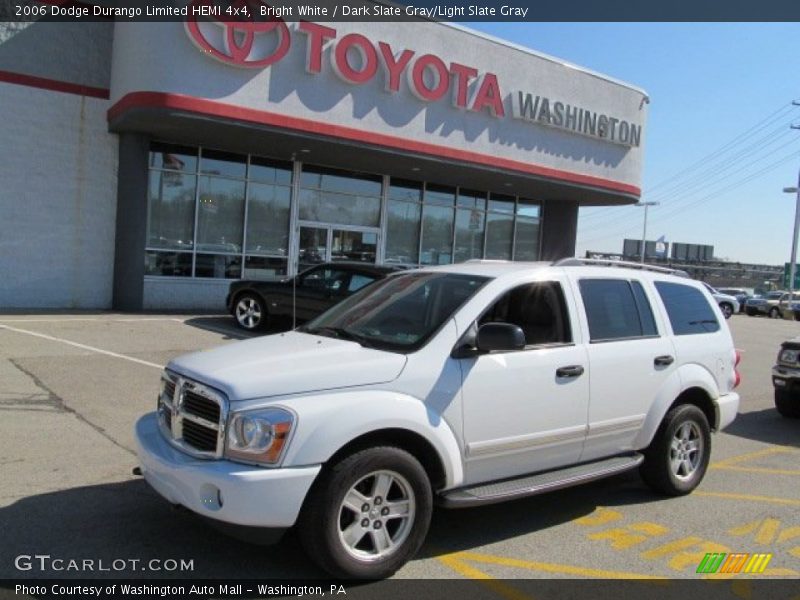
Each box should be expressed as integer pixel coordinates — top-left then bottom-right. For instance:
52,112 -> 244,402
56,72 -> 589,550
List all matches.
0,22 -> 117,309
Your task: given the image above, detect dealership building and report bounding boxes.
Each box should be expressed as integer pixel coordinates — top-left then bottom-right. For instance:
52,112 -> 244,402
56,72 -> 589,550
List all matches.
0,10 -> 648,310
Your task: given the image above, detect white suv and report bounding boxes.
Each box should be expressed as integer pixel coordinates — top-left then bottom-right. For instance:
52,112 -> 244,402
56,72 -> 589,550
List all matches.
135,259 -> 741,579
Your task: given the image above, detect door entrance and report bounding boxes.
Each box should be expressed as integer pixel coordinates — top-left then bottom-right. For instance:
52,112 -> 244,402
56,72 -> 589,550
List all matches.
297,225 -> 378,272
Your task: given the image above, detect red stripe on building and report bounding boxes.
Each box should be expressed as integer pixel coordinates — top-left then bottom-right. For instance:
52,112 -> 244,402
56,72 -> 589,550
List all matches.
0,70 -> 110,99
108,91 -> 641,198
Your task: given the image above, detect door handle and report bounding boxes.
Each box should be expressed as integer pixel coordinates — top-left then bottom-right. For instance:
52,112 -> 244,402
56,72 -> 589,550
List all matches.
556,365 -> 585,378
654,355 -> 675,367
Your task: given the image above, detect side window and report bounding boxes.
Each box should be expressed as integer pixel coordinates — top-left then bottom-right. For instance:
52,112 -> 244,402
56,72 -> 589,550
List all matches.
478,282 -> 571,346
302,268 -> 349,291
579,279 -> 657,342
654,281 -> 720,335
348,273 -> 377,292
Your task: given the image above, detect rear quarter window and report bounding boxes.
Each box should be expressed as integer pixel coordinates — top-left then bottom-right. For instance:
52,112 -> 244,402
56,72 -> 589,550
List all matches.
654,281 -> 720,335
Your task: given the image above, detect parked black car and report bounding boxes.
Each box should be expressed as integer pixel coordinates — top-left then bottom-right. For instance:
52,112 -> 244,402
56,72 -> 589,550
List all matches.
226,263 -> 402,331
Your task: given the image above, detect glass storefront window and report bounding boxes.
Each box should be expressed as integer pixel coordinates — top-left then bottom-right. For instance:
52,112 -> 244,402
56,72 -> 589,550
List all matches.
457,189 -> 486,210
246,183 -> 290,256
454,207 -> 485,263
488,193 -> 515,213
389,179 -> 423,203
145,251 -> 192,277
244,256 -> 288,280
298,189 -> 380,227
514,199 -> 541,261
249,156 -> 292,185
200,149 -> 246,178
149,143 -> 197,172
196,176 -> 245,253
420,203 -> 454,265
425,184 -> 456,206
194,254 -> 242,279
485,212 -> 513,260
146,173 -> 196,250
300,166 -> 382,196
385,200 -> 421,265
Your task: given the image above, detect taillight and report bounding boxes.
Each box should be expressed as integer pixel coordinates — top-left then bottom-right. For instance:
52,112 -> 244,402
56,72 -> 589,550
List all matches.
733,349 -> 742,389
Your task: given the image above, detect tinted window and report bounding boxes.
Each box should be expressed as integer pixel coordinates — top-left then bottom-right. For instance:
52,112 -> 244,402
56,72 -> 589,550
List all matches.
580,279 -> 655,341
655,281 -> 720,335
479,282 -> 571,346
631,281 -> 658,336
349,273 -> 377,292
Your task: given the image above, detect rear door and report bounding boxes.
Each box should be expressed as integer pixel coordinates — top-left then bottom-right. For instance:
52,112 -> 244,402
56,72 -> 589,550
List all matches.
572,276 -> 677,461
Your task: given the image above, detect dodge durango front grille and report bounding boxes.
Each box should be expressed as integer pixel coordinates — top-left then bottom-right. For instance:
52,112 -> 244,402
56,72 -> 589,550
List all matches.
157,373 -> 227,458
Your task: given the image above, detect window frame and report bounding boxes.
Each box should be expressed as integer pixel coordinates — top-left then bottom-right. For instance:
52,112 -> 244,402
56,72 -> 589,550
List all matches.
579,277 -> 662,343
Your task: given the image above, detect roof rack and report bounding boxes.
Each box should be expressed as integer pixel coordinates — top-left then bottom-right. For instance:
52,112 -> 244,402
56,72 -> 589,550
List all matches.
553,258 -> 689,278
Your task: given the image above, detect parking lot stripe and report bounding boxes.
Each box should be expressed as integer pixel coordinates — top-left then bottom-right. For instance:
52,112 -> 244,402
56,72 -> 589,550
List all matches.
436,554 -> 534,600
0,317 -> 185,323
711,447 -> 789,467
453,550 -> 665,579
694,491 -> 800,507
711,465 -> 800,476
0,324 -> 163,369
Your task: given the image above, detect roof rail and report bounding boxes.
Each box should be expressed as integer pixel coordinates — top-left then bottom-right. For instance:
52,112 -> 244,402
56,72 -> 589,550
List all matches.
553,257 -> 689,278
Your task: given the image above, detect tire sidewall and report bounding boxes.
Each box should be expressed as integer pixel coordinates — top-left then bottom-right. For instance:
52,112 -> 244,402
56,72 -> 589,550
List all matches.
304,447 -> 432,579
234,293 -> 266,331
644,405 -> 711,495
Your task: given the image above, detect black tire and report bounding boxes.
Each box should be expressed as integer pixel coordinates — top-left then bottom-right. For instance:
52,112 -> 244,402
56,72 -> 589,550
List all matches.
297,446 -> 433,579
775,389 -> 800,418
719,303 -> 733,320
640,404 -> 711,496
745,308 -> 757,317
769,307 -> 781,319
233,292 -> 268,331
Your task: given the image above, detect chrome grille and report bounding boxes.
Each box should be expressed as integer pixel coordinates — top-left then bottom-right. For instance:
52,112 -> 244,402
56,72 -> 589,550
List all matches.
157,372 -> 227,458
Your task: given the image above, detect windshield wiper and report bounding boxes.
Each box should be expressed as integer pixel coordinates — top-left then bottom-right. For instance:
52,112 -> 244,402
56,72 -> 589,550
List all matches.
305,326 -> 374,348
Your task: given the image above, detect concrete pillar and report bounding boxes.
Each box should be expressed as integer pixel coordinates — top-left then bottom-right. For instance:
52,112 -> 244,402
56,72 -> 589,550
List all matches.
540,200 -> 579,261
112,133 -> 149,310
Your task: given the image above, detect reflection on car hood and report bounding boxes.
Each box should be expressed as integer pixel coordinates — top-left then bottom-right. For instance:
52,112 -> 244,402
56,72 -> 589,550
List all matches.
168,331 -> 407,401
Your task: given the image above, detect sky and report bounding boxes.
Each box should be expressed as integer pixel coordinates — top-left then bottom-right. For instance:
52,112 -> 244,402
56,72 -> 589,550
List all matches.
466,22 -> 800,266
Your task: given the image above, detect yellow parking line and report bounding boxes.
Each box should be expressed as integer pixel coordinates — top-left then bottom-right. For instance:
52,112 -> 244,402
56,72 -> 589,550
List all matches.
436,553 -> 534,600
711,447 -> 791,468
454,550 -> 667,580
694,491 -> 800,507
711,465 -> 800,476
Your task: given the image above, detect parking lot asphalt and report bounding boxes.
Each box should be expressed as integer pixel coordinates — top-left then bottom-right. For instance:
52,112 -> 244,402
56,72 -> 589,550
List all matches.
0,312 -> 798,585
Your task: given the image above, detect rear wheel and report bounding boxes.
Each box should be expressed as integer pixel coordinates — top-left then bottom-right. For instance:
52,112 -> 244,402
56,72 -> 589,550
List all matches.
640,404 -> 711,496
769,307 -> 781,319
234,293 -> 268,331
298,447 -> 432,579
775,389 -> 800,418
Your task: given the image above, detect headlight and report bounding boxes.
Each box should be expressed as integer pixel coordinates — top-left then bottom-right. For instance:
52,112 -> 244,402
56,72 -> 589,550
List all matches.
780,349 -> 799,364
225,407 -> 294,465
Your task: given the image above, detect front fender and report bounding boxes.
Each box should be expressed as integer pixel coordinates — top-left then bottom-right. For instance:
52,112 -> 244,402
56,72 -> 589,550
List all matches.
277,390 -> 464,489
632,363 -> 720,449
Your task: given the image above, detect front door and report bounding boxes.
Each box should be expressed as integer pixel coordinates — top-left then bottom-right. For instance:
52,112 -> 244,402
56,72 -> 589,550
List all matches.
459,279 -> 590,485
297,225 -> 378,273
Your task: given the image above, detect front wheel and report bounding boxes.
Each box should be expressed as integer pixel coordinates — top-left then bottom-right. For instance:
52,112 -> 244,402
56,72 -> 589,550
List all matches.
640,404 -> 711,496
234,293 -> 268,331
769,307 -> 781,319
298,447 -> 433,579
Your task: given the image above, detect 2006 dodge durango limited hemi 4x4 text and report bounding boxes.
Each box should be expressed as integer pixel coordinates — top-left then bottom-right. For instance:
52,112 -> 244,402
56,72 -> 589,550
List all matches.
135,258 -> 741,579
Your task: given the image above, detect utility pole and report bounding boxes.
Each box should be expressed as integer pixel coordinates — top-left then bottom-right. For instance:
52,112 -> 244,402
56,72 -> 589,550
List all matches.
786,104 -> 800,296
636,202 -> 659,263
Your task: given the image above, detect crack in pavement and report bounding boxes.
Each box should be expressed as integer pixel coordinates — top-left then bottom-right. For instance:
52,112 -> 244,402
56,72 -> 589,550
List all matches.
9,359 -> 136,457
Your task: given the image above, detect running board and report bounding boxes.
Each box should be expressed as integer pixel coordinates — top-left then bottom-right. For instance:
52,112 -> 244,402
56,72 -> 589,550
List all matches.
439,454 -> 644,508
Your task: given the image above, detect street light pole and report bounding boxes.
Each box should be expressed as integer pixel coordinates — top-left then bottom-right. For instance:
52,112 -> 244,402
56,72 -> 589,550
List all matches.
635,201 -> 659,263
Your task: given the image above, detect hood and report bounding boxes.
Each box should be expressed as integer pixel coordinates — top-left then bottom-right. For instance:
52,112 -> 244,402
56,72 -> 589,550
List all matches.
167,331 -> 407,401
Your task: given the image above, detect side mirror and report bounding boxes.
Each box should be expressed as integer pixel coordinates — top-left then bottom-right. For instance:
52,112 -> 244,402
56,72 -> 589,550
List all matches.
476,322 -> 526,353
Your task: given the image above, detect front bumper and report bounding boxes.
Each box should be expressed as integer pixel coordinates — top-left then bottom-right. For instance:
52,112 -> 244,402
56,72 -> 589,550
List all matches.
135,413 -> 321,529
773,364 -> 800,393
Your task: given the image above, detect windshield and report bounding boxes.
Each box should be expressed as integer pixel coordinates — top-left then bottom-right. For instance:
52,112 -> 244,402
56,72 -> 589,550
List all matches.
300,271 -> 490,352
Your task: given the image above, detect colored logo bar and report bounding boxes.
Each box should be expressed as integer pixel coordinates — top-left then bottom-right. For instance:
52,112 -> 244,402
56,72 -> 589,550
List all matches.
696,553 -> 773,574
